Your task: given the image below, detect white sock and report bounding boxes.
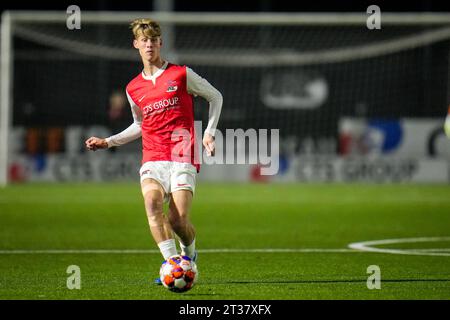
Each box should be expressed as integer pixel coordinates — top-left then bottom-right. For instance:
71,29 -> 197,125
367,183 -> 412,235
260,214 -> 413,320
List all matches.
158,239 -> 178,260
180,238 -> 196,258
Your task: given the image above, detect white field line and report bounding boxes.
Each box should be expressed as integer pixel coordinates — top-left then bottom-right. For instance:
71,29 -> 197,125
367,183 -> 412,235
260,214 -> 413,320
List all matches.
1,237 -> 449,256
0,248 -> 356,254
412,248 -> 450,252
0,248 -> 450,255
1,197 -> 450,205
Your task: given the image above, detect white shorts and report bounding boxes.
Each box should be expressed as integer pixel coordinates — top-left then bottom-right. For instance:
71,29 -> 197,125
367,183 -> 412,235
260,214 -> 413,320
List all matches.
139,161 -> 197,201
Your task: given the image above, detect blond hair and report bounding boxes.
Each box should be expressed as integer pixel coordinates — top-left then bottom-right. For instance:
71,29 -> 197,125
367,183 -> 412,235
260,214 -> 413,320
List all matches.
130,18 -> 161,39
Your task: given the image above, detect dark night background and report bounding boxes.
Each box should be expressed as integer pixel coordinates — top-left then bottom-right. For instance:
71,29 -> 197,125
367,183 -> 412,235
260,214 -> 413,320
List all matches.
2,0 -> 450,151
1,0 -> 450,13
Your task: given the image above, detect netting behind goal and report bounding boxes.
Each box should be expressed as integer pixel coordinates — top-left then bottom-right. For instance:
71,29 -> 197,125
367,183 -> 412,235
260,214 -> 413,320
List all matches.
2,12 -> 450,183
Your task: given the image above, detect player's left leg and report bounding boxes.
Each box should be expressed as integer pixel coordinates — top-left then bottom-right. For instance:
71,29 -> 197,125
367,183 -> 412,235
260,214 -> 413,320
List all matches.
168,190 -> 197,260
167,162 -> 198,261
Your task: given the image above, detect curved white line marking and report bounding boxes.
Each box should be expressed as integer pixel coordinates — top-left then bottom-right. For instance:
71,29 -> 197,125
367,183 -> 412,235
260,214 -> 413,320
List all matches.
348,237 -> 450,256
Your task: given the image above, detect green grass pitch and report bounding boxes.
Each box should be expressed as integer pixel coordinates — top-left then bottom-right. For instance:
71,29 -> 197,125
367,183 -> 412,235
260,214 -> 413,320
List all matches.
0,182 -> 449,299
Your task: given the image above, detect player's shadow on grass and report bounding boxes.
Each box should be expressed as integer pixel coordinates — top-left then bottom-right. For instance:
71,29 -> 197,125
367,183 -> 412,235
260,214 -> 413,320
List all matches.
221,279 -> 450,284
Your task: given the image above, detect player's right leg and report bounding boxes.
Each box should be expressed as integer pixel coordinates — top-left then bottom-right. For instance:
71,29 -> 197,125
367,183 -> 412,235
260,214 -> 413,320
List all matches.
141,178 -> 177,285
140,178 -> 177,259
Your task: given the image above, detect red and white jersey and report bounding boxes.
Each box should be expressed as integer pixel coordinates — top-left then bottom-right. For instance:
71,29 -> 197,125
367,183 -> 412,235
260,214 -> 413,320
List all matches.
106,61 -> 223,172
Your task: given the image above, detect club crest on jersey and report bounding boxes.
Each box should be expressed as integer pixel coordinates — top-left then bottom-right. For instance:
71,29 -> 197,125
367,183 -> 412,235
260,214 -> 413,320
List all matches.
166,80 -> 178,92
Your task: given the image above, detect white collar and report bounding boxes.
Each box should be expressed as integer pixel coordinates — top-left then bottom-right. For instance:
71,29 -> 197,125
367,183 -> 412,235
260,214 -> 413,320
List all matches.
141,61 -> 169,84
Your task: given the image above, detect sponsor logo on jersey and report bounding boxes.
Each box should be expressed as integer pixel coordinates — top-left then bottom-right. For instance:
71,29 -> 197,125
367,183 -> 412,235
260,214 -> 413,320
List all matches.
166,80 -> 178,92
143,96 -> 180,117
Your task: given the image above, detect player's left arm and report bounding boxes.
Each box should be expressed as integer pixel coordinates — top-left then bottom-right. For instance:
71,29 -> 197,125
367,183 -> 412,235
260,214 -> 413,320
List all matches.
186,67 -> 223,156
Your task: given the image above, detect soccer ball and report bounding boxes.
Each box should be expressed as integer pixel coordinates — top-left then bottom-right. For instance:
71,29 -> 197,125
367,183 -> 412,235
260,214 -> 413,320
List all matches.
159,255 -> 198,292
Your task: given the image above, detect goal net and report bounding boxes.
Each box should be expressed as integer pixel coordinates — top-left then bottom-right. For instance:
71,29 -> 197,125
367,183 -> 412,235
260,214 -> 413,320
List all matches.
2,11 -> 450,184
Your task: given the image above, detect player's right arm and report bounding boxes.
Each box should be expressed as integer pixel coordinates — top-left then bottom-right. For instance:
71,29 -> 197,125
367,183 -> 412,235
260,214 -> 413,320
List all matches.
85,91 -> 143,151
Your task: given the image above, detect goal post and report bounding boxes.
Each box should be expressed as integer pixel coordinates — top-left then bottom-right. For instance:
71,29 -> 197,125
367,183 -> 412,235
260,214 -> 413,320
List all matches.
2,11 -> 450,185
1,11 -> 12,187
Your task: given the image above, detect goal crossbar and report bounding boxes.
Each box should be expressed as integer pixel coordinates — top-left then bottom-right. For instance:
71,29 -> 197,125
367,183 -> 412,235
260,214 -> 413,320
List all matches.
5,11 -> 450,25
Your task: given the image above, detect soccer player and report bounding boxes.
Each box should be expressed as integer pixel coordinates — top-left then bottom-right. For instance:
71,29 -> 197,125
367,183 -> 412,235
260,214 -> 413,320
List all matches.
85,18 -> 223,283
